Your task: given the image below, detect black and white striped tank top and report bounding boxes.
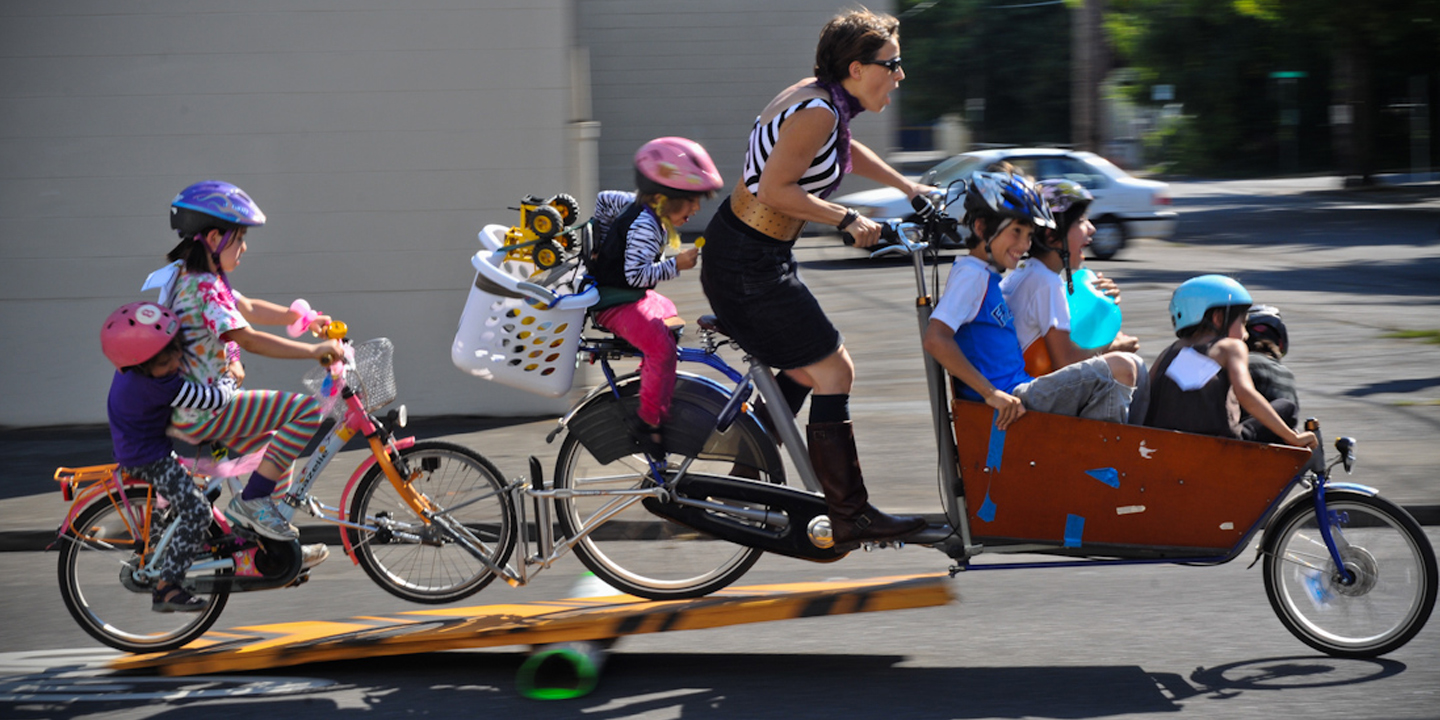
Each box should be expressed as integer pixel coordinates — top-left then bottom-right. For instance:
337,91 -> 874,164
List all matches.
742,97 -> 843,196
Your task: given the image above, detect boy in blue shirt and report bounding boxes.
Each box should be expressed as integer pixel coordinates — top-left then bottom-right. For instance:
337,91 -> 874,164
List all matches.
922,173 -> 1139,430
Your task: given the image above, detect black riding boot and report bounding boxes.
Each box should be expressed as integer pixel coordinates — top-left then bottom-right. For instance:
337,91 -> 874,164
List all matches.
807,422 -> 926,546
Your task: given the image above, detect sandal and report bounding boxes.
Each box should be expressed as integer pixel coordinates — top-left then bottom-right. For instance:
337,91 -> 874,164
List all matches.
152,582 -> 207,613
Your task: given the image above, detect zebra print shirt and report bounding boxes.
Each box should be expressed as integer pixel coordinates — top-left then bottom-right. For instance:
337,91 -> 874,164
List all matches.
742,97 -> 843,197
593,190 -> 678,289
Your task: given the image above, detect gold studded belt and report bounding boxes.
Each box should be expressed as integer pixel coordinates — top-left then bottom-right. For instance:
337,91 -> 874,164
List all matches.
728,182 -> 806,242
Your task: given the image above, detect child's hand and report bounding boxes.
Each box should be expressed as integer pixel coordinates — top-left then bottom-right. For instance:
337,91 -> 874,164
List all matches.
1289,429 -> 1319,450
226,360 -> 246,387
308,313 -> 334,337
313,339 -> 347,365
675,247 -> 699,271
985,389 -> 1026,430
1107,332 -> 1140,354
1092,272 -> 1122,302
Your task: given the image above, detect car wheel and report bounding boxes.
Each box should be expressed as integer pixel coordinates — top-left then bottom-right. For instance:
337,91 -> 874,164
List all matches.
1089,219 -> 1126,260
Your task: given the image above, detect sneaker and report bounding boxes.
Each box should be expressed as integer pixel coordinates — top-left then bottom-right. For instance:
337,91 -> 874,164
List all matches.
153,583 -> 207,613
301,543 -> 330,570
226,496 -> 298,540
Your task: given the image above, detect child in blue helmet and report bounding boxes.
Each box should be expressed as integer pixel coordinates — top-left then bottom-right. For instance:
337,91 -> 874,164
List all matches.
1144,275 -> 1317,449
923,172 -> 1140,431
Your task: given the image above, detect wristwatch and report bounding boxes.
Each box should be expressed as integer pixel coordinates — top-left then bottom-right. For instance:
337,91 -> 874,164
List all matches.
837,208 -> 859,231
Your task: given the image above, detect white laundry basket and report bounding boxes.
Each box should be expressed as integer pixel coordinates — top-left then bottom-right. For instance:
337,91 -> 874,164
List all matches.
452,225 -> 598,397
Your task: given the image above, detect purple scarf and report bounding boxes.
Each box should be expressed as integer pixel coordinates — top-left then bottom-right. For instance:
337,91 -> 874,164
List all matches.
814,80 -> 864,199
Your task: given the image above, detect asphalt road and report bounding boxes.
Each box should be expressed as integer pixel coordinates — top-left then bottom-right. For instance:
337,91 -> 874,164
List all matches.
2,176 -> 1437,718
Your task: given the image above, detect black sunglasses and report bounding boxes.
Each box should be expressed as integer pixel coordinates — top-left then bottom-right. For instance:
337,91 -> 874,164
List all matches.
863,56 -> 903,73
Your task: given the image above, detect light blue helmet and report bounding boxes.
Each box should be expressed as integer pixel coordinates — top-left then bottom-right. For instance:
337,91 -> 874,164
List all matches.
1170,274 -> 1253,332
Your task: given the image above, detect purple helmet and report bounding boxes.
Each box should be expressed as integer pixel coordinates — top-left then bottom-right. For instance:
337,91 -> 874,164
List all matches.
170,181 -> 266,239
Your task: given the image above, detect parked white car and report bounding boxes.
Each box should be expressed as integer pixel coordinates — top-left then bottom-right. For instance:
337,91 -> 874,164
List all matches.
833,148 -> 1177,259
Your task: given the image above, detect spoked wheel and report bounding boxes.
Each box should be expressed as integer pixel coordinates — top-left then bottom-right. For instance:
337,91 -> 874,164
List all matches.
347,441 -> 516,604
554,383 -> 787,601
57,487 -> 229,653
1263,491 -> 1437,657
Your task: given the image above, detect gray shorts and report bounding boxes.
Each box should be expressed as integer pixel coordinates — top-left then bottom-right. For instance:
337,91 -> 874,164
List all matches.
1014,354 -> 1137,423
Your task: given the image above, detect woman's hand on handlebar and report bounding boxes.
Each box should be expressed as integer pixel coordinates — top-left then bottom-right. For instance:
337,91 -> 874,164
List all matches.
846,214 -> 885,248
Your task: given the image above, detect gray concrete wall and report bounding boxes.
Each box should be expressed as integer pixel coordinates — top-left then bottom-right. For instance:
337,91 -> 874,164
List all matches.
578,0 -> 898,230
0,1 -> 897,427
0,0 -> 580,426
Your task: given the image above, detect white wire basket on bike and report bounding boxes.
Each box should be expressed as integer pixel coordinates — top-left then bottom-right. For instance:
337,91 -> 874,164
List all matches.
302,338 -> 398,418
451,224 -> 599,397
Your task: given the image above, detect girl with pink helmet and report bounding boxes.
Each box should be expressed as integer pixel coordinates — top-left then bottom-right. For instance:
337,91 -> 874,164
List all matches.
102,301 -> 237,612
588,137 -> 723,451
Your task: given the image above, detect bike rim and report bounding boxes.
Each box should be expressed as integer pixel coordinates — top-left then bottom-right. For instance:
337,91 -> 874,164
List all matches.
556,432 -> 777,597
1272,500 -> 1430,650
352,445 -> 511,601
61,498 -> 224,650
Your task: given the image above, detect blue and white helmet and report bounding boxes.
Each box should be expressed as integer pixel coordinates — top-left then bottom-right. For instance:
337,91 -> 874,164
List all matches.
1169,274 -> 1253,331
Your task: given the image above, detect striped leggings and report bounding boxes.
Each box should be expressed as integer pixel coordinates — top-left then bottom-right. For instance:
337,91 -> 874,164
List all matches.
173,390 -> 323,494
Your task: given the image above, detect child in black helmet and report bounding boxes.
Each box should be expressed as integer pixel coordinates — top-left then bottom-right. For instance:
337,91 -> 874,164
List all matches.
1243,305 -> 1299,438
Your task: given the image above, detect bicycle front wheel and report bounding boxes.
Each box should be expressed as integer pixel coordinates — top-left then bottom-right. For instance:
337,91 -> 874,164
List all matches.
347,441 -> 515,604
554,382 -> 787,601
1263,490 -> 1437,657
57,487 -> 229,653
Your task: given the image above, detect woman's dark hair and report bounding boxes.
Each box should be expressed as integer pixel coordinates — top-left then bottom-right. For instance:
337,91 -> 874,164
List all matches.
814,8 -> 899,84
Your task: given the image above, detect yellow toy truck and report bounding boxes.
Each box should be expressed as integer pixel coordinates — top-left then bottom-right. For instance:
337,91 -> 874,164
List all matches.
502,194 -> 582,270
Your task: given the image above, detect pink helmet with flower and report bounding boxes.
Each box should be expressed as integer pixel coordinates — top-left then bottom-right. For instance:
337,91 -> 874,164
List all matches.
634,137 -> 724,198
101,302 -> 180,369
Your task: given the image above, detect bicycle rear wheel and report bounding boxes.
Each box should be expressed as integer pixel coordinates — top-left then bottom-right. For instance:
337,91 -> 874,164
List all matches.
554,377 -> 787,600
347,441 -> 516,604
1263,490 -> 1437,657
57,487 -> 229,653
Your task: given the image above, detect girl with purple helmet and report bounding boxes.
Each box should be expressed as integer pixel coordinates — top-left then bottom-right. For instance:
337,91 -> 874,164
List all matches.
149,181 -> 344,545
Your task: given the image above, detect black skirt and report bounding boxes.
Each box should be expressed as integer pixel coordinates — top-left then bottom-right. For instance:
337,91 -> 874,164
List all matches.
699,199 -> 842,370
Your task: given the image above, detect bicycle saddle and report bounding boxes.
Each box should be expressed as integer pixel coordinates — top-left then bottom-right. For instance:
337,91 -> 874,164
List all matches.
697,314 -> 730,337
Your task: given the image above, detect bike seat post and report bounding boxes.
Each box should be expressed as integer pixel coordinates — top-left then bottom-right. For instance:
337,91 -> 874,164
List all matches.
747,363 -> 821,494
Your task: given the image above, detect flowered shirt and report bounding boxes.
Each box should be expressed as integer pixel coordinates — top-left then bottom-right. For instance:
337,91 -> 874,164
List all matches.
167,271 -> 248,424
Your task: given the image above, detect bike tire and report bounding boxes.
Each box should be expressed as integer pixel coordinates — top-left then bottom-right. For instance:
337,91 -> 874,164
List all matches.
347,441 -> 516,604
554,376 -> 787,600
57,486 -> 230,653
1262,490 -> 1437,658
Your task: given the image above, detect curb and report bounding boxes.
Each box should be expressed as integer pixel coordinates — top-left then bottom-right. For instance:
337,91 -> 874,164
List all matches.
15,505 -> 1438,554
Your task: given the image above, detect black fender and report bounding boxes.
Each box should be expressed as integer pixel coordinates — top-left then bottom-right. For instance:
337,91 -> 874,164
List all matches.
561,372 -> 784,475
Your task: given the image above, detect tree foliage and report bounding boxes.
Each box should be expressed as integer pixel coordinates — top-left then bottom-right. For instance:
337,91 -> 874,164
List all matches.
898,0 -> 1074,146
1108,0 -> 1440,175
896,0 -> 1440,176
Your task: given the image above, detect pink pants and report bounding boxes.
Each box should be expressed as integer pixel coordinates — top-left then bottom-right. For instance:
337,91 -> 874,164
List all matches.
595,290 -> 679,427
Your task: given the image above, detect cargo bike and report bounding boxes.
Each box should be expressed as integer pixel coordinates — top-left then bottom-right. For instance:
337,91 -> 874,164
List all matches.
444,195 -> 1438,659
